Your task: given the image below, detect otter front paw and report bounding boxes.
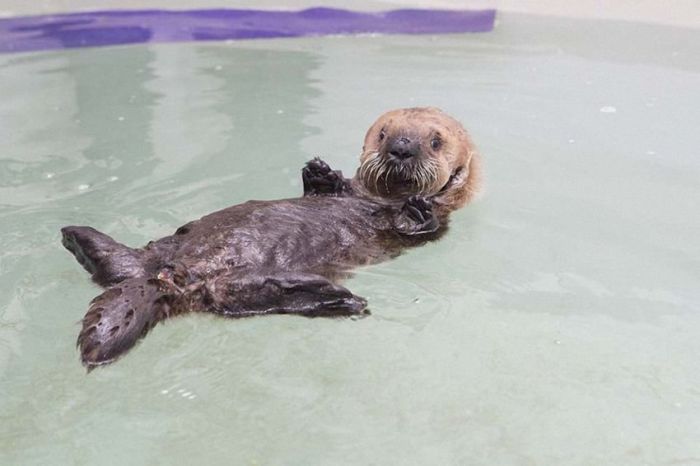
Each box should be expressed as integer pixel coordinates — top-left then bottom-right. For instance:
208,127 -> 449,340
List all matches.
302,157 -> 347,196
394,196 -> 440,235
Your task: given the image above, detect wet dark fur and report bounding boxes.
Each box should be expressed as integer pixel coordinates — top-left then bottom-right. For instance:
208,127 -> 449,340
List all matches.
61,107 -> 481,369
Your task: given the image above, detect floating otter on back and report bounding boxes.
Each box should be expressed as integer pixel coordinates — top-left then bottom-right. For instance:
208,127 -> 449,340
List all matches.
61,107 -> 481,369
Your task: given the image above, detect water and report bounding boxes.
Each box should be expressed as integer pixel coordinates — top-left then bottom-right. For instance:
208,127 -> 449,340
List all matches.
1,13 -> 699,465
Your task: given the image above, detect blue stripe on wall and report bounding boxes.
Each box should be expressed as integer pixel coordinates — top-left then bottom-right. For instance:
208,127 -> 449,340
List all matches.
0,7 -> 496,54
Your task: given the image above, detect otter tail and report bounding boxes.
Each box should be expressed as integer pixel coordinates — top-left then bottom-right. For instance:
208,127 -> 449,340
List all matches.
77,278 -> 186,370
61,226 -> 146,287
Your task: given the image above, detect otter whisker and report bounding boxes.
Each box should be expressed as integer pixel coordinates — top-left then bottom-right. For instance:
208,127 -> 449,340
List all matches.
372,159 -> 384,194
370,157 -> 384,194
359,151 -> 384,195
371,161 -> 380,194
411,159 -> 435,194
426,159 -> 440,193
412,164 -> 422,193
384,164 -> 392,194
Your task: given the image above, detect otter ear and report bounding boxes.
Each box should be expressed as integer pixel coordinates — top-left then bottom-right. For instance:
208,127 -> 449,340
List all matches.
458,129 -> 474,160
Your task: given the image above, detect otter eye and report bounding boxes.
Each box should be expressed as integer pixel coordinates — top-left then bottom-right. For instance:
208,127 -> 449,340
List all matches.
379,130 -> 386,141
431,138 -> 442,150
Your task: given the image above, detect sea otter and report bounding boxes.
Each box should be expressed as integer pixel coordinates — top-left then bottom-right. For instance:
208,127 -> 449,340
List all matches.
61,107 -> 481,369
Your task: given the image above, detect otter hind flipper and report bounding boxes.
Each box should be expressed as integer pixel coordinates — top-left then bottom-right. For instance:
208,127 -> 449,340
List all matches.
78,278 -> 183,370
61,226 -> 146,287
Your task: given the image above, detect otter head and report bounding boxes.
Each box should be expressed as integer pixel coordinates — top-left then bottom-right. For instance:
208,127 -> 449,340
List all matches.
357,107 -> 480,210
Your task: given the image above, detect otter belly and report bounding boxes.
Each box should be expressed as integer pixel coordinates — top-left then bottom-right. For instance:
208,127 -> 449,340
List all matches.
152,196 -> 394,279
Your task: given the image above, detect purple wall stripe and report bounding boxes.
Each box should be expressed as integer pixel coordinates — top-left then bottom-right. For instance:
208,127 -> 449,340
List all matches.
0,7 -> 496,54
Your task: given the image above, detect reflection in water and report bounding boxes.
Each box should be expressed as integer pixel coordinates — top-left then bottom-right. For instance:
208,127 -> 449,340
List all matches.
135,45 -> 322,217
68,46 -> 158,197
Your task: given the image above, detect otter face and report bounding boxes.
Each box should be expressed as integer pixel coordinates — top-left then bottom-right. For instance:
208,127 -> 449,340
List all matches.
358,107 -> 477,205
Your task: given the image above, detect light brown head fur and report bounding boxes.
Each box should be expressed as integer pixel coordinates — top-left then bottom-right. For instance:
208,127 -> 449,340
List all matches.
356,107 -> 480,212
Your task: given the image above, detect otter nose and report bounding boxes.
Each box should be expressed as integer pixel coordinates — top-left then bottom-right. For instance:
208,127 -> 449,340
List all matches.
388,137 -> 417,160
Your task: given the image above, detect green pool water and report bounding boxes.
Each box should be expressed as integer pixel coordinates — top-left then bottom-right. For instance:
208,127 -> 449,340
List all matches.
1,13 -> 699,466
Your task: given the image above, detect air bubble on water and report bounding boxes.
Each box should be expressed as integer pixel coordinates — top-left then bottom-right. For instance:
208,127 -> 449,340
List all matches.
44,172 -> 55,179
568,139 -> 575,144
117,116 -> 125,121
77,184 -> 90,191
600,106 -> 617,113
214,65 -> 223,71
108,176 -> 119,182
276,109 -> 284,115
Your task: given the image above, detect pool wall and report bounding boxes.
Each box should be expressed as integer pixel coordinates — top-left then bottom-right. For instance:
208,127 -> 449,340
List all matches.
0,8 -> 496,54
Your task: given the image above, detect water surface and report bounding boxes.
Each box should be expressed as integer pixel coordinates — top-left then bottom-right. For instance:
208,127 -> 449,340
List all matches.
1,13 -> 699,465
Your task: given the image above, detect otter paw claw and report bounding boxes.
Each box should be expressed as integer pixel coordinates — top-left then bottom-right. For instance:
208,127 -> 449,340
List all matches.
395,196 -> 440,235
302,157 -> 345,196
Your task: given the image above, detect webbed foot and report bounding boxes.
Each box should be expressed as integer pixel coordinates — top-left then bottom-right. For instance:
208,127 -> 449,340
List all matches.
61,226 -> 145,287
302,157 -> 350,196
394,196 -> 440,236
77,278 -> 183,370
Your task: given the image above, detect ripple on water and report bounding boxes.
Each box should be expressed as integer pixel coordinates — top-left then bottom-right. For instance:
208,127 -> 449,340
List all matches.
352,267 -> 453,331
